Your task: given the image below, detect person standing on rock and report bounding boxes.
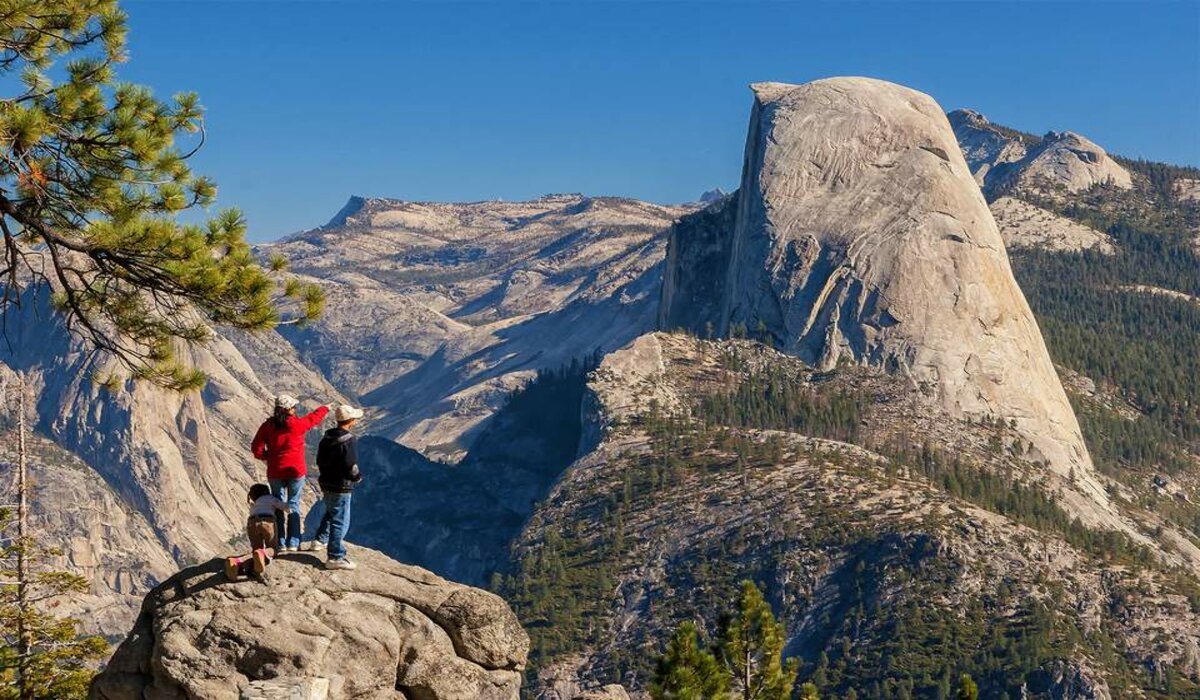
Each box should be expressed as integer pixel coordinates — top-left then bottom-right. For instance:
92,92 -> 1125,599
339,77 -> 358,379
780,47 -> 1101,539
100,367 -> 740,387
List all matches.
251,395 -> 332,551
311,404 -> 364,570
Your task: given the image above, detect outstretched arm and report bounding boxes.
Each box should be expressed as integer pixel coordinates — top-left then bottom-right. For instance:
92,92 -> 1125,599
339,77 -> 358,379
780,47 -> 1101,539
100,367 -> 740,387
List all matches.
297,405 -> 330,431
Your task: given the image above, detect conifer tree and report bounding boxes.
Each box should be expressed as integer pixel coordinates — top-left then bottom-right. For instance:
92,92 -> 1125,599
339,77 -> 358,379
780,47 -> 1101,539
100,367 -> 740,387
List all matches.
0,511 -> 107,699
716,581 -> 799,700
956,673 -> 978,700
0,374 -> 106,699
0,0 -> 322,389
649,621 -> 729,700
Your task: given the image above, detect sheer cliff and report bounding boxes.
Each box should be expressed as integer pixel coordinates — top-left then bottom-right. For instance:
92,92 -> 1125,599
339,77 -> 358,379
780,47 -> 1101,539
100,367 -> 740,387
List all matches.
658,77 -> 1108,521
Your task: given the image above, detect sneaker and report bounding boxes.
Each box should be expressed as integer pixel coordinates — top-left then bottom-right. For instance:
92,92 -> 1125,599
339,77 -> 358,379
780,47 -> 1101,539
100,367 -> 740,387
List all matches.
283,545 -> 298,553
224,557 -> 241,581
252,548 -> 269,574
326,558 -> 357,571
303,540 -> 327,552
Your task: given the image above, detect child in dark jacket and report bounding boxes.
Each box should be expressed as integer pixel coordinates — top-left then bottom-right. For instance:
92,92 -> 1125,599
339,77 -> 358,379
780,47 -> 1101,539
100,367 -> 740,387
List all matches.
225,483 -> 290,580
310,405 -> 364,570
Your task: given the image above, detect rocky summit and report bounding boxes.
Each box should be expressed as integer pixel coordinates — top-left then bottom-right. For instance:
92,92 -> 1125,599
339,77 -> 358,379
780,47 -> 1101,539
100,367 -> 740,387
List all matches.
949,108 -> 1132,196
660,77 -> 1105,513
89,545 -> 528,700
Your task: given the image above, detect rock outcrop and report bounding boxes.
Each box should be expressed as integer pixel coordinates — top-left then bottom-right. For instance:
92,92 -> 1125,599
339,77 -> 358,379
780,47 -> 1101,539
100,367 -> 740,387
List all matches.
0,290 -> 347,634
90,546 -> 528,700
949,109 -> 1132,195
659,77 -> 1103,505
989,196 -> 1115,254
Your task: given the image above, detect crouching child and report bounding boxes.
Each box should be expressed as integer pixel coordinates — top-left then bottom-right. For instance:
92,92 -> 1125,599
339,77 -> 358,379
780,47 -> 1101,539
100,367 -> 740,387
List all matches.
226,483 -> 290,580
313,404 -> 364,570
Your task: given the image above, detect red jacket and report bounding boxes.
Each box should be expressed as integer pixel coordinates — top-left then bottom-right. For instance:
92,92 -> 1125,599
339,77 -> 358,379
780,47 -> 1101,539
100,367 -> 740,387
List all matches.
251,406 -> 329,480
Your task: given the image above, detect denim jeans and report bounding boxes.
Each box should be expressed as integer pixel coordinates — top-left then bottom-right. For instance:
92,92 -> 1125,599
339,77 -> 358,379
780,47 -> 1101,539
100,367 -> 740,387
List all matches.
314,491 -> 351,560
268,477 -> 305,549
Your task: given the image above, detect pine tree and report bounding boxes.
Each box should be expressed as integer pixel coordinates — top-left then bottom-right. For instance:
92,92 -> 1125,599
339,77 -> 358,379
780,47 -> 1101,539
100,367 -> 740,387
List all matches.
956,673 -> 978,700
716,581 -> 799,700
0,0 -> 322,389
798,681 -> 820,699
0,373 -> 107,699
650,621 -> 729,700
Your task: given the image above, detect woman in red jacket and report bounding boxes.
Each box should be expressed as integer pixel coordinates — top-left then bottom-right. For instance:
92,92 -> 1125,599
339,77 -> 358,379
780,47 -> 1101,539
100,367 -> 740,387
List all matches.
251,394 -> 331,551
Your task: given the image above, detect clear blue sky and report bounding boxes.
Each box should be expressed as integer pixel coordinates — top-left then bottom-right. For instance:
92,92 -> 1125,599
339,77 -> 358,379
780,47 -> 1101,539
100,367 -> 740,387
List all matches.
120,1 -> 1200,241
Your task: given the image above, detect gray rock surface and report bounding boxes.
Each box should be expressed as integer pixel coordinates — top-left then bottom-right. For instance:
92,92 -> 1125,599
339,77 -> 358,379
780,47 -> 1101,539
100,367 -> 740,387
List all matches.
949,108 -> 1029,187
0,292 -> 348,633
949,109 -> 1131,195
263,194 -> 691,461
989,196 -> 1115,254
660,77 -> 1107,512
90,545 -> 528,700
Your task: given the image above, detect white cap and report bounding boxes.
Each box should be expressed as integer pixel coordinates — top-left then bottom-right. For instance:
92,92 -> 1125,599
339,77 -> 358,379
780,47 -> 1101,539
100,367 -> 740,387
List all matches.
335,405 -> 364,423
275,394 -> 299,410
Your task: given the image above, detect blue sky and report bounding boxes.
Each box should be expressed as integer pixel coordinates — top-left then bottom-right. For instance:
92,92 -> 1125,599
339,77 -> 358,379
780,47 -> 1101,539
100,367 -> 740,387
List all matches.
120,1 -> 1200,241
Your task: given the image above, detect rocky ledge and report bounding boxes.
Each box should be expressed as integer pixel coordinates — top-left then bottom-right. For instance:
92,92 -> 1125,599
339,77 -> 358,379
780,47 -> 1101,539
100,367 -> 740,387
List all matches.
90,545 -> 529,700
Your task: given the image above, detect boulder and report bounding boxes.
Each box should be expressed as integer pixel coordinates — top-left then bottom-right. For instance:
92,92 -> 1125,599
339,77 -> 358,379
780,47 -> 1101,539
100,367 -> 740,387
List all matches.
90,546 -> 528,700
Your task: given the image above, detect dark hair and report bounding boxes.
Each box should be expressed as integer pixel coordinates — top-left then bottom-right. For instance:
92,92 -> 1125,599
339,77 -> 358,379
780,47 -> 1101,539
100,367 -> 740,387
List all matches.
248,483 -> 271,503
271,405 -> 290,430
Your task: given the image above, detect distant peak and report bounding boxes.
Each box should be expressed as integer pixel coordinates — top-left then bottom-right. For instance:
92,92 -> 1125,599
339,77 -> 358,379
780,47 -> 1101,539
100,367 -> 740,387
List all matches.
698,188 -> 729,204
1043,130 -> 1087,144
948,108 -> 989,126
324,195 -> 369,229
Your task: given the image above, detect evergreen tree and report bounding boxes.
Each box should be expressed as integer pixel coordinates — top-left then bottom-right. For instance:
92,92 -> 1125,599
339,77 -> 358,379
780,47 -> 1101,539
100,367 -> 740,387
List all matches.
956,674 -> 978,700
0,0 -> 322,389
0,375 -> 106,698
0,513 -> 106,699
650,622 -> 729,700
798,681 -> 820,699
717,581 -> 799,700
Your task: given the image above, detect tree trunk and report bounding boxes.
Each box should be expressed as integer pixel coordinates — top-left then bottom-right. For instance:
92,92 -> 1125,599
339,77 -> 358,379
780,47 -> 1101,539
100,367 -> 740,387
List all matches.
744,648 -> 752,700
15,372 -> 32,700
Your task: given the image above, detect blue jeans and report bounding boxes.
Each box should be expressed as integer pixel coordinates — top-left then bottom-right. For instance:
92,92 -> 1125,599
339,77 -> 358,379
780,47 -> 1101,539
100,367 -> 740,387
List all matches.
314,491 -> 351,559
269,477 -> 304,549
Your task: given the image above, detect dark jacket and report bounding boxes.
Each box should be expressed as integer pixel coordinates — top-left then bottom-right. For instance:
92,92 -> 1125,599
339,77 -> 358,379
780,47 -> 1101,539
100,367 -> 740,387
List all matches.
316,428 -> 362,493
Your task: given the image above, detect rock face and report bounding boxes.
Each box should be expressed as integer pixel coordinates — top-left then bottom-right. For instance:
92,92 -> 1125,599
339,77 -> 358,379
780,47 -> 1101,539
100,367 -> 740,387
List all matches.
0,290 -> 347,634
660,77 -> 1101,502
265,194 -> 691,461
90,545 -> 528,700
989,196 -> 1115,254
950,108 -> 1030,187
949,109 -> 1132,195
